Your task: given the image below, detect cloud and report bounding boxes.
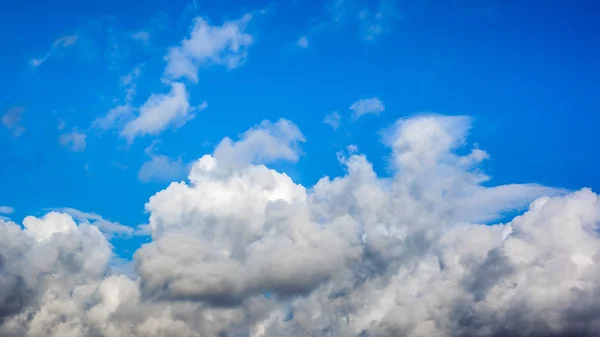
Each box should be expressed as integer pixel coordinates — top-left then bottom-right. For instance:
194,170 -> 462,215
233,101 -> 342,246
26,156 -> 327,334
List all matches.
1,115 -> 600,336
1,106 -> 25,137
59,129 -> 87,152
29,35 -> 78,68
212,118 -> 305,168
131,31 -> 150,43
138,155 -> 189,183
164,14 -> 253,82
297,36 -> 309,48
357,0 -> 401,40
349,97 -> 384,119
121,82 -> 193,141
52,207 -> 133,239
323,111 -> 341,129
0,206 -> 14,214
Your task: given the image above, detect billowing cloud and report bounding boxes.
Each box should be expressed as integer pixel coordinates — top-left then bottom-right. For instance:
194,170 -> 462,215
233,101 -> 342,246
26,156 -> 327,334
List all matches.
59,129 -> 87,152
1,106 -> 25,137
1,115 -> 600,337
164,14 -> 253,82
350,97 -> 384,119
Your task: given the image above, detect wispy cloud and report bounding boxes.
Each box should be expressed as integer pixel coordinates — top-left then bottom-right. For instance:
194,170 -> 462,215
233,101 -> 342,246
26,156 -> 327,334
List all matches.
323,111 -> 341,129
297,36 -> 309,48
29,35 -> 78,68
350,97 -> 385,120
1,107 -> 25,137
59,129 -> 87,152
50,207 -> 133,238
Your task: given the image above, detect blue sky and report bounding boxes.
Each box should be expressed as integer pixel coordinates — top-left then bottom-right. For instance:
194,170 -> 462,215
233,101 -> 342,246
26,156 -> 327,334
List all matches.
1,0 -> 598,259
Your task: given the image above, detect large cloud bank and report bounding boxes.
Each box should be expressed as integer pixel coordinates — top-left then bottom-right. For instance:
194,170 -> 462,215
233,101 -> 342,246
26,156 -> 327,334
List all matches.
2,115 -> 600,337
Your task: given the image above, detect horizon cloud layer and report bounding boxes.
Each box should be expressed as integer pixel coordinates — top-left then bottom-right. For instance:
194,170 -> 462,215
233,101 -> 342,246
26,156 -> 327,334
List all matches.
1,115 -> 599,337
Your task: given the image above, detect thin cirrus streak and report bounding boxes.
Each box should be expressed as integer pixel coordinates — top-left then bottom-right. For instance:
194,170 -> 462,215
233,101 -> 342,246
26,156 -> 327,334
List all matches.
1,114 -> 599,337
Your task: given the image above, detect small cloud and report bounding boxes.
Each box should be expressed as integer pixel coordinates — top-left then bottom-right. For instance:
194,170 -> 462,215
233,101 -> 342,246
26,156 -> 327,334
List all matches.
323,111 -> 341,130
163,14 -> 254,83
59,129 -> 87,152
138,155 -> 189,183
131,31 -> 150,43
29,35 -> 78,68
1,107 -> 25,137
57,119 -> 67,130
297,36 -> 309,48
121,82 -> 193,142
51,207 -> 133,239
0,206 -> 15,214
111,162 -> 129,170
358,1 -> 401,41
349,97 -> 384,120
196,101 -> 208,111
134,223 -> 152,236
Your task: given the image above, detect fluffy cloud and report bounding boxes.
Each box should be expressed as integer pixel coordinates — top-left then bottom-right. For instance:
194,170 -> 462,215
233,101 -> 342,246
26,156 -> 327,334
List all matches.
164,14 -> 253,82
1,107 -> 25,137
59,129 -> 87,152
350,97 -> 384,119
1,115 -> 600,336
121,82 -> 192,141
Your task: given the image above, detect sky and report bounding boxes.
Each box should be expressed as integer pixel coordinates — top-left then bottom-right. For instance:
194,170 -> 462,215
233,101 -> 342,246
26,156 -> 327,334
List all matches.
1,1 -> 600,336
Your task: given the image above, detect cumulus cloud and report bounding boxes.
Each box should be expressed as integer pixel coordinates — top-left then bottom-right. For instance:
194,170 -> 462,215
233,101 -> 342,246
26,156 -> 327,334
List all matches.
164,14 -> 253,82
212,118 -> 305,168
59,129 -> 87,152
1,106 -> 25,137
1,115 -> 600,336
29,35 -> 78,68
121,82 -> 192,141
350,97 -> 384,119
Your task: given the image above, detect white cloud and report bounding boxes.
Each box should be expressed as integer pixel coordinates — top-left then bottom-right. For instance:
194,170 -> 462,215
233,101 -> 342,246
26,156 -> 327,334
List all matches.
29,35 -> 78,68
52,207 -> 133,239
1,114 -> 600,337
0,206 -> 14,214
212,118 -> 305,168
297,36 -> 309,48
349,97 -> 384,119
1,107 -> 25,137
121,82 -> 193,141
323,111 -> 341,129
164,14 -> 253,82
59,129 -> 87,152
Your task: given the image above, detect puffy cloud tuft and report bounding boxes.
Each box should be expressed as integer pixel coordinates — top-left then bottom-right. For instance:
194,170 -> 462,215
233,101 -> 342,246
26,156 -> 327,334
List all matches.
164,14 -> 253,83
